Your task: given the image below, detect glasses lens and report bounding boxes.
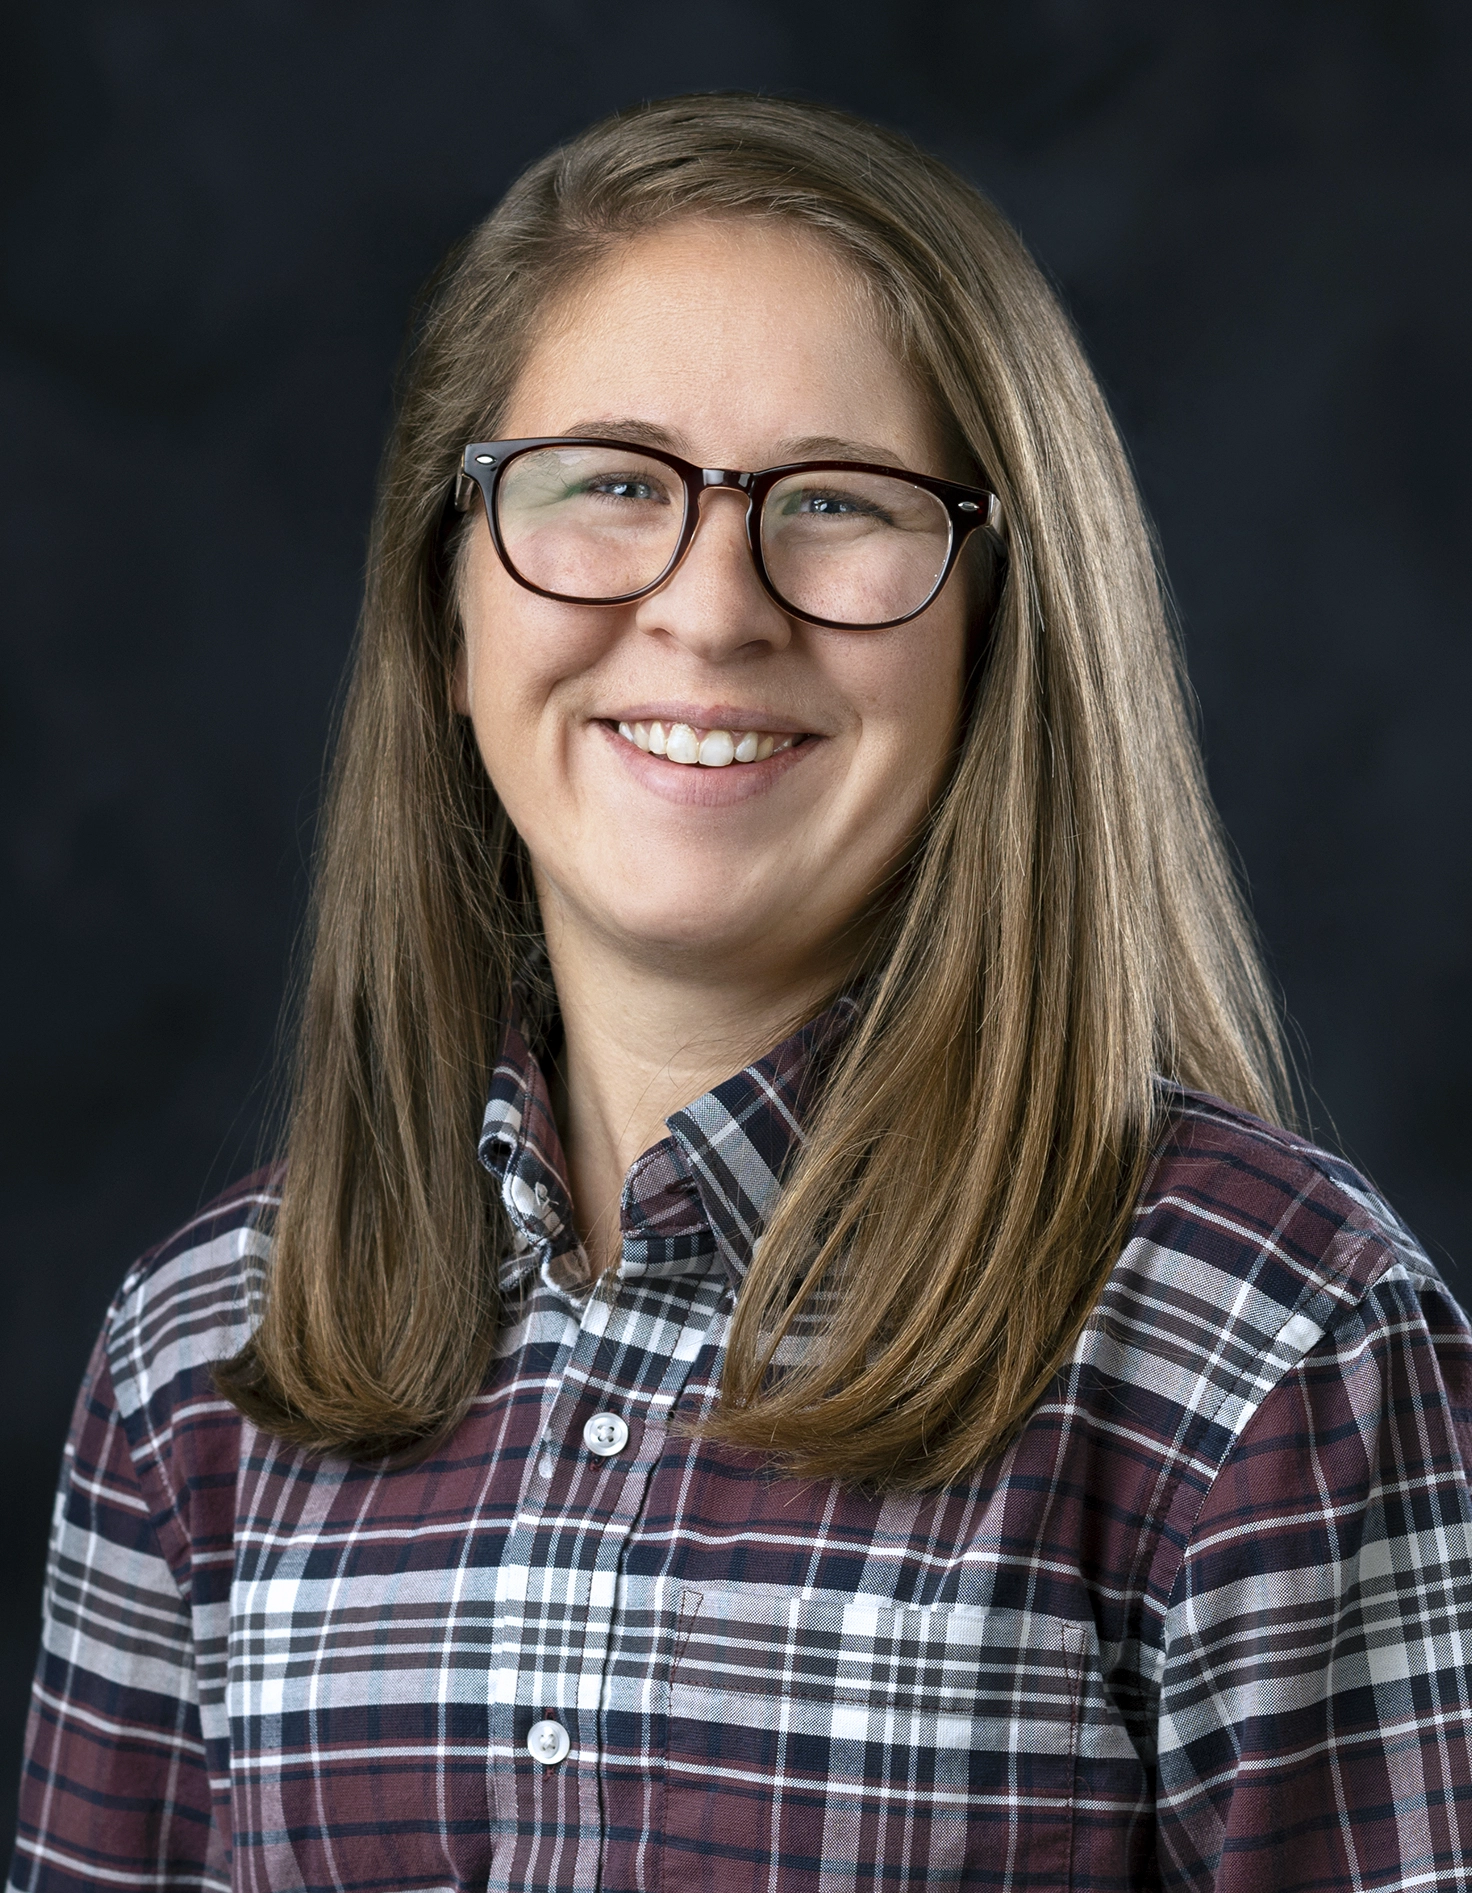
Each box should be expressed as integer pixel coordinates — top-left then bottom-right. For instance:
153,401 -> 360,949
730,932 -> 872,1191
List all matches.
760,470 -> 952,627
495,445 -> 686,600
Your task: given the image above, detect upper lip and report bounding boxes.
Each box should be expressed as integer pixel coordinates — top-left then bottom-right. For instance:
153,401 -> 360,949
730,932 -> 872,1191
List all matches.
600,704 -> 817,734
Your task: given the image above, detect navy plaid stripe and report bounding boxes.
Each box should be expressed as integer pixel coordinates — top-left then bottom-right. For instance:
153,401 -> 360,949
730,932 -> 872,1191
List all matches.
10,1019 -> 1472,1891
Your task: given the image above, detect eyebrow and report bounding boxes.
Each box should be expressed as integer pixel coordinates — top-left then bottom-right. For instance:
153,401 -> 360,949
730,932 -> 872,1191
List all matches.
553,419 -> 911,471
776,434 -> 908,469
558,418 -> 684,452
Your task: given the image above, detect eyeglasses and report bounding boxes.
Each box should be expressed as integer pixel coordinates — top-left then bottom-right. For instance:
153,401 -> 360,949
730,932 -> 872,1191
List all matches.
453,437 -> 1002,632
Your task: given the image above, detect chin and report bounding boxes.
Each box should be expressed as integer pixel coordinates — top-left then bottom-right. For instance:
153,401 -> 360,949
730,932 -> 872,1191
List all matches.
610,904 -> 775,964
572,876 -> 789,968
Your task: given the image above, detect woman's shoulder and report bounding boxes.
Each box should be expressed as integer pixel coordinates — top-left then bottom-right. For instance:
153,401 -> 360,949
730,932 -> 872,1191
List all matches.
1143,1082 -> 1438,1302
1085,1083 -> 1464,1444
102,1165 -> 280,1430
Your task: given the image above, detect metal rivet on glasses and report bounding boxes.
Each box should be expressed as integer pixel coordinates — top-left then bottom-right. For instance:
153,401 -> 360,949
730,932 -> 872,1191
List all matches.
582,1412 -> 629,1457
526,1719 -> 570,1766
474,453 -> 495,463
958,500 -> 978,512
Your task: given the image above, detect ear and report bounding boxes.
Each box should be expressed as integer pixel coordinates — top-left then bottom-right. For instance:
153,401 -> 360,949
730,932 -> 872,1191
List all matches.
450,642 -> 470,716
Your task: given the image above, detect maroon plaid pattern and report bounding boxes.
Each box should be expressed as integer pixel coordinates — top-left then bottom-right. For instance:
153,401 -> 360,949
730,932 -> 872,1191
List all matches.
10,1004 -> 1472,1890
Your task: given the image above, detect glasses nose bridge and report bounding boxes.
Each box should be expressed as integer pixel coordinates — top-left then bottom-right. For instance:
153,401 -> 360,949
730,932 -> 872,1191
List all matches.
699,465 -> 755,494
682,465 -> 758,557
696,465 -> 757,525
652,464 -> 767,604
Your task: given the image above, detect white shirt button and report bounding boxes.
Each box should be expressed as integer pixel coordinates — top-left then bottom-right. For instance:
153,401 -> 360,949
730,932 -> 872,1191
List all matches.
582,1411 -> 629,1457
527,1718 -> 570,1766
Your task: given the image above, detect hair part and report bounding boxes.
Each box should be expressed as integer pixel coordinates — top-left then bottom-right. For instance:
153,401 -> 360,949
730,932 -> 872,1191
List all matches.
215,92 -> 1290,1486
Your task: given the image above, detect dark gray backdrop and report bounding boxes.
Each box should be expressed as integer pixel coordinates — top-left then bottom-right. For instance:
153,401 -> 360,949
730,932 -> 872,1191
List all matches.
3,0 -> 1469,1840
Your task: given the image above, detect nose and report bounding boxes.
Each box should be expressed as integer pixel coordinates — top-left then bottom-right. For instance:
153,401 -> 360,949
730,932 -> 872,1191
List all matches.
629,486 -> 792,661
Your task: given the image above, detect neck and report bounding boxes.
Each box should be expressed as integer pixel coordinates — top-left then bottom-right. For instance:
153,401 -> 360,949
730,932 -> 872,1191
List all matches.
541,914 -> 850,1276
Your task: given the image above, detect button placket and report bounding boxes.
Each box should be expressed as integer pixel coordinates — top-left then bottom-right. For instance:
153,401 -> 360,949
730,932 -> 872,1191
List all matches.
489,1252 -> 730,1890
493,1288 -> 651,1798
525,1287 -> 619,1490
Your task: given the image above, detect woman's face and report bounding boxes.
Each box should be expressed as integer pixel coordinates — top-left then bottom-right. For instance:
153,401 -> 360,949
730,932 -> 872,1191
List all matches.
456,218 -> 970,992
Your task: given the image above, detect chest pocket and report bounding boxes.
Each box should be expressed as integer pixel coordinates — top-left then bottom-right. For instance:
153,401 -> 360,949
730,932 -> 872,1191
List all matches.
662,1584 -> 1086,1892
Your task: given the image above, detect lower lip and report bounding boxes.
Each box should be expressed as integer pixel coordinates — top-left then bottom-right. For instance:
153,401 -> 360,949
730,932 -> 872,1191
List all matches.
597,722 -> 818,805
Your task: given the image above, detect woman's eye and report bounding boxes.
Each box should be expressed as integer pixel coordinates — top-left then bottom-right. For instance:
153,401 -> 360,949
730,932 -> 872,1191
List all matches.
584,476 -> 666,503
791,489 -> 889,522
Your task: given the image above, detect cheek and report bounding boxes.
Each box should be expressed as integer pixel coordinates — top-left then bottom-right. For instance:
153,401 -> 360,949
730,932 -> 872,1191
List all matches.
846,611 -> 967,803
457,556 -> 596,756
458,522 -> 549,710
457,608 -> 554,809
462,634 -> 558,790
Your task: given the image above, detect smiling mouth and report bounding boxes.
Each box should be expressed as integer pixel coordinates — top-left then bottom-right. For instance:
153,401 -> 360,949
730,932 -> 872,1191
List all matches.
614,719 -> 807,768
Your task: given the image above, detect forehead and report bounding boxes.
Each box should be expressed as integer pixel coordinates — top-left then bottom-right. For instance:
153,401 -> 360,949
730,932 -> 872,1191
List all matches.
502,218 -> 947,470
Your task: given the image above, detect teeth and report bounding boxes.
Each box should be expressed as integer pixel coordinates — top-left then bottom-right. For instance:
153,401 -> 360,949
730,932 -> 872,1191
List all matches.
614,721 -> 803,766
698,730 -> 736,767
664,723 -> 701,764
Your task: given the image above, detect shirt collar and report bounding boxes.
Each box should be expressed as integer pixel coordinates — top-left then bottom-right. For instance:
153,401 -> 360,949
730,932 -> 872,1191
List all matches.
477,992 -> 859,1296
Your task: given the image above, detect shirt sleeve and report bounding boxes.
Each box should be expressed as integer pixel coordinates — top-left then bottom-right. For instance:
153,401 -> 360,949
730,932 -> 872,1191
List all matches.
8,1327 -> 226,1893
1155,1262 -> 1472,1891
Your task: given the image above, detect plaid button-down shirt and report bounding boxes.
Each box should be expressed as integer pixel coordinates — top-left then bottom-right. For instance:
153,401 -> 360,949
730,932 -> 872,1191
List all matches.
11,1003 -> 1472,1892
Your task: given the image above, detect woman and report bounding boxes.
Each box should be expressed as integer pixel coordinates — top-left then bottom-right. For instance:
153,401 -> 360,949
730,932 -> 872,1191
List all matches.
13,94 -> 1471,1893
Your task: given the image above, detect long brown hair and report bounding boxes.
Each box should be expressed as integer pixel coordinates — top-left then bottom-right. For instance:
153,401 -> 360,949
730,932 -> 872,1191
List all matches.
216,93 -> 1289,1486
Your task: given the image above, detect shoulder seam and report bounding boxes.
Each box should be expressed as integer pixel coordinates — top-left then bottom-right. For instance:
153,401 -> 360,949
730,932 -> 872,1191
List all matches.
1163,1258 -> 1465,1623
